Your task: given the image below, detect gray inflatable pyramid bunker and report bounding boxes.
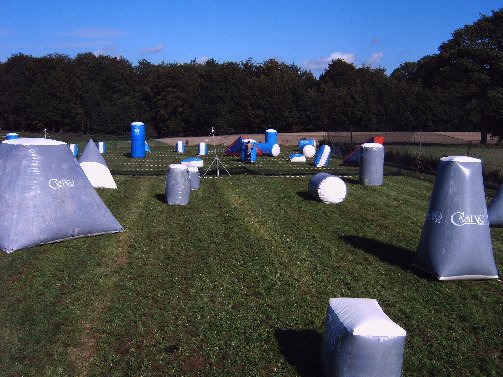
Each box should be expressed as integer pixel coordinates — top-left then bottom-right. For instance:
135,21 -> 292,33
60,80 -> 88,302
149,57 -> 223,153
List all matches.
78,139 -> 117,189
488,183 -> 503,227
0,138 -> 123,253
321,298 -> 406,377
413,156 -> 498,280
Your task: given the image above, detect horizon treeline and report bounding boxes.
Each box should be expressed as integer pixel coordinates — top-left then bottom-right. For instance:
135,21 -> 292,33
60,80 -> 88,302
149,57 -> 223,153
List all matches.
1,9 -> 501,142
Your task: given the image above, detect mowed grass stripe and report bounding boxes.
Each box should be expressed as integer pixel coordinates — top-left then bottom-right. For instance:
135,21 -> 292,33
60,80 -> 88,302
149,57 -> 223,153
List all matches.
65,176 -> 155,377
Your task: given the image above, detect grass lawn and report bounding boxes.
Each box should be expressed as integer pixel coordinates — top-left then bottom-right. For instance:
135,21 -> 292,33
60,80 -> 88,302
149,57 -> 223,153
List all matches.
0,142 -> 501,376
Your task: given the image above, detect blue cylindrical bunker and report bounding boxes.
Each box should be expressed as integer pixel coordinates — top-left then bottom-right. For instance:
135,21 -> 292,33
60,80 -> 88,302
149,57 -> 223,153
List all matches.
413,156 -> 498,280
130,122 -> 146,158
359,143 -> 384,186
240,141 -> 257,163
265,129 -> 277,145
298,139 -> 316,152
188,167 -> 200,190
165,164 -> 190,205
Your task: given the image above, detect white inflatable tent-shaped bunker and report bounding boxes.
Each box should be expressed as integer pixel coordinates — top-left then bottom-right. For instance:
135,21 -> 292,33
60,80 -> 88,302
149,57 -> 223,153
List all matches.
321,298 -> 406,377
79,139 -> 117,189
0,138 -> 123,252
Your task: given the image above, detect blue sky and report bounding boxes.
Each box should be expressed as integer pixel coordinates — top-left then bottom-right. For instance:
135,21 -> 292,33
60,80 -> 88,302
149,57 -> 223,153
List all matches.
1,1 -> 502,74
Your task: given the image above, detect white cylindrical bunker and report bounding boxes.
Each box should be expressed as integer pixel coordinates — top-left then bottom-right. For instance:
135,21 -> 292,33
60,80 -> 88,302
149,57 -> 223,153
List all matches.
176,141 -> 185,153
308,173 -> 347,203
165,164 -> 190,205
198,142 -> 207,155
188,166 -> 200,190
359,143 -> 384,186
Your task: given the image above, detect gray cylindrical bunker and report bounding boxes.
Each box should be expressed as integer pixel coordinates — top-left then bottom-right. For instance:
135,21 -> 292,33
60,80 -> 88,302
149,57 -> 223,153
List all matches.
308,173 -> 347,203
165,164 -> 190,205
413,156 -> 498,280
188,166 -> 200,190
359,143 -> 384,186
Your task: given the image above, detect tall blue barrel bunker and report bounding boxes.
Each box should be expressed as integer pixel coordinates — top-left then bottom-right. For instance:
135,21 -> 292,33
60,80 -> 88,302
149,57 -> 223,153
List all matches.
265,129 -> 277,145
240,141 -> 257,163
130,122 -> 146,158
359,143 -> 384,186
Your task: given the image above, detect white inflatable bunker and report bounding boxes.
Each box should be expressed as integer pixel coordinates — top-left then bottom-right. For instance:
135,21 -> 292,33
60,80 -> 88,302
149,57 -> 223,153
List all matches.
79,139 -> 117,189
321,298 -> 406,377
181,157 -> 204,168
0,138 -> 123,252
303,144 -> 316,158
308,173 -> 347,203
314,144 -> 331,167
289,153 -> 306,163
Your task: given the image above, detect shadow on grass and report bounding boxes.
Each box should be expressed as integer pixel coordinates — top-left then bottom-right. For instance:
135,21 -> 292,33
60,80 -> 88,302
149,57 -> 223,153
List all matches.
296,191 -> 317,202
340,235 -> 434,280
154,193 -> 166,203
275,329 -> 322,377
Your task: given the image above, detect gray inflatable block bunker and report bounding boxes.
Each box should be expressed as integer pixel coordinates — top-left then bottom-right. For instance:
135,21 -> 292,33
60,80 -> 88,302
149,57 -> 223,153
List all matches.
165,164 -> 191,205
359,143 -> 384,186
0,138 -> 123,253
321,298 -> 406,377
488,183 -> 503,227
413,156 -> 498,280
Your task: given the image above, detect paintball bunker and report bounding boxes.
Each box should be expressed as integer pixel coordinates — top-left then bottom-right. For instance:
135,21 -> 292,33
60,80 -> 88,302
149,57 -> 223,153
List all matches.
188,167 -> 200,190
176,140 -> 185,153
308,173 -> 347,203
181,157 -> 204,168
314,144 -> 331,167
198,142 -> 208,156
240,141 -> 257,163
0,138 -> 123,252
302,144 -> 316,158
98,141 -> 106,154
321,298 -> 406,377
79,139 -> 117,189
488,183 -> 503,227
413,156 -> 498,280
131,121 -> 146,158
289,153 -> 306,163
359,143 -> 384,186
69,144 -> 78,157
165,164 -> 190,205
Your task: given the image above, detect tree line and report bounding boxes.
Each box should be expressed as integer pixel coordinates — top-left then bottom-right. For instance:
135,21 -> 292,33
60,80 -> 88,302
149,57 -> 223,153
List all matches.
0,9 -> 501,142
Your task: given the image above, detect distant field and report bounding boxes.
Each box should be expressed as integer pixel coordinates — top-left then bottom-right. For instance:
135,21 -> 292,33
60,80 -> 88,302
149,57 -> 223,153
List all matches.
0,142 -> 501,376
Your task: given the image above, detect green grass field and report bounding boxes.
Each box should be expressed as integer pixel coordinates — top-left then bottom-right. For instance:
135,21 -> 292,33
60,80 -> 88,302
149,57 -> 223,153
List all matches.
0,142 -> 502,376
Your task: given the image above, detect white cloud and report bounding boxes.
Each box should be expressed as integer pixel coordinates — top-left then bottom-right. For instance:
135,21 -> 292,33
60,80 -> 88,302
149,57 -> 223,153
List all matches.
303,51 -> 355,71
93,47 -> 116,57
196,56 -> 210,64
141,44 -> 165,54
62,28 -> 129,38
367,52 -> 384,65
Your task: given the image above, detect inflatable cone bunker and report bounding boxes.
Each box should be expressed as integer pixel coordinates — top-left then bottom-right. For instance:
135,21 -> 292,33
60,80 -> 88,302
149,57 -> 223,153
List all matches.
79,139 -> 117,189
412,156 -> 498,280
0,138 -> 123,253
488,183 -> 503,227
